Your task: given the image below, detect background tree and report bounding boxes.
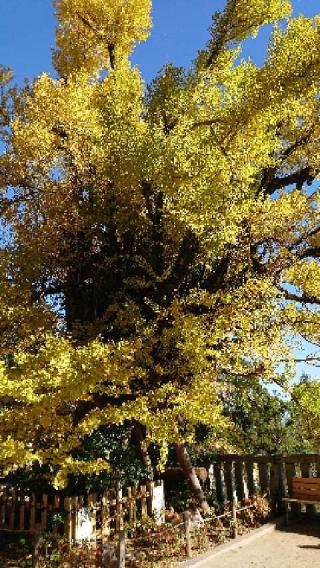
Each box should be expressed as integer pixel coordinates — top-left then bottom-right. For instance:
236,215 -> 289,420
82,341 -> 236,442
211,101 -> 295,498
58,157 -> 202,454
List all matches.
290,376 -> 320,450
220,377 -> 305,455
1,0 -> 320,510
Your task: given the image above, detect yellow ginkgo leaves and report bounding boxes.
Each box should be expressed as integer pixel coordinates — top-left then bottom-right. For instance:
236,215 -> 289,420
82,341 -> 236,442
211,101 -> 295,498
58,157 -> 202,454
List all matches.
53,0 -> 152,75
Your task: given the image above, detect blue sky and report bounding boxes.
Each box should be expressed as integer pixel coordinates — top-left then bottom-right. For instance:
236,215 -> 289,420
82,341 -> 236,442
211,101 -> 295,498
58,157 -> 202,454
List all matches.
0,1 -> 319,85
0,0 -> 320,382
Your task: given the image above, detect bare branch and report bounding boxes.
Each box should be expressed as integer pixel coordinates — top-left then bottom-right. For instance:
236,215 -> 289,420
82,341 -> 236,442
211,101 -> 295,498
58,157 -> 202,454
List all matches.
280,356 -> 320,366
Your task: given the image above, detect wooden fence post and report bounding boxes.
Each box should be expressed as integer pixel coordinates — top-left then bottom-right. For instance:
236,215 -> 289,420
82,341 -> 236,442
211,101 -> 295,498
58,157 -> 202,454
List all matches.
184,511 -> 192,558
234,461 -> 246,502
53,495 -> 60,535
270,458 -> 281,516
214,461 -> 227,503
231,500 -> 238,539
116,483 -> 123,532
64,497 -> 72,544
258,462 -> 270,497
9,488 -> 15,530
141,484 -> 147,519
102,491 -> 110,542
147,481 -> 154,516
131,486 -> 137,530
246,462 -> 258,496
41,494 -> 48,533
71,496 -> 78,542
279,461 -> 288,514
118,528 -> 126,568
224,461 -> 236,503
90,493 -> 98,544
301,460 -> 316,517
19,492 -> 25,531
285,461 -> 299,518
32,526 -> 41,568
0,488 -> 6,529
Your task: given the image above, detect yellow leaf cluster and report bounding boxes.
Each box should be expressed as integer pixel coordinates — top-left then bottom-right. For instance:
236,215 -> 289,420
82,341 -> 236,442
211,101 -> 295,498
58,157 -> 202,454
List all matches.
53,0 -> 152,75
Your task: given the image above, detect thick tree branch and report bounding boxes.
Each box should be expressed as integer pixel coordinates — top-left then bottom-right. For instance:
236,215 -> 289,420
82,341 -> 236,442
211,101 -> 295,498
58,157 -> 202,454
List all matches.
261,165 -> 314,195
298,246 -> 320,259
191,118 -> 220,130
107,44 -> 116,70
141,181 -> 165,278
203,252 -> 232,293
164,230 -> 200,302
289,225 -> 320,252
279,287 -> 320,305
258,128 -> 316,196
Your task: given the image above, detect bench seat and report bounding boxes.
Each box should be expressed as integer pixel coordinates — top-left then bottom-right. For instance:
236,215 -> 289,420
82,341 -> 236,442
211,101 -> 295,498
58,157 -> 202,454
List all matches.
282,477 -> 320,523
282,497 -> 320,506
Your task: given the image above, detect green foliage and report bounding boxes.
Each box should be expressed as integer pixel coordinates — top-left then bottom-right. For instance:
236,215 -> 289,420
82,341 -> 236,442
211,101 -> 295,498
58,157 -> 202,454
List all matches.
221,378 -> 295,454
69,425 -> 150,492
289,375 -> 320,451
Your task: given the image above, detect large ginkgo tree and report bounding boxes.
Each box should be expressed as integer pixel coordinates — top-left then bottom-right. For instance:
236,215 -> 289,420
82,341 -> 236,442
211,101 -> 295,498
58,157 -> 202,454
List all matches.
1,0 -> 320,509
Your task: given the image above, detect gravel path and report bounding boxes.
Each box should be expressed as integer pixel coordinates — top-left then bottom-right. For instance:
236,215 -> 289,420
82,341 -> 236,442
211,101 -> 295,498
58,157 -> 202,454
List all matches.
195,521 -> 320,568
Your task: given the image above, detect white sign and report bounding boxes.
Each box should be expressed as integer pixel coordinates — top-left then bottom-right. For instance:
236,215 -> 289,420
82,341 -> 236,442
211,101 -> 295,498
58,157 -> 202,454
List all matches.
76,507 -> 94,541
152,484 -> 165,525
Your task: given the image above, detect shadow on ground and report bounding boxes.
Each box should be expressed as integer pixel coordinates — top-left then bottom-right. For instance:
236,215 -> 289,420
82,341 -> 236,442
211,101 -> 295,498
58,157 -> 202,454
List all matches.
277,514 -> 320,537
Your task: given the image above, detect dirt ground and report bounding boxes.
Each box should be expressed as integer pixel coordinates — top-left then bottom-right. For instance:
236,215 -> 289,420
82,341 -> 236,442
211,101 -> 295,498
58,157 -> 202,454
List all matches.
199,520 -> 320,568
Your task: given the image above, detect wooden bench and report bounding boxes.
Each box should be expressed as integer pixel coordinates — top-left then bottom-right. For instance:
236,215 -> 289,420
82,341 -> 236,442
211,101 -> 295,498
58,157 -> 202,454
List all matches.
282,477 -> 320,523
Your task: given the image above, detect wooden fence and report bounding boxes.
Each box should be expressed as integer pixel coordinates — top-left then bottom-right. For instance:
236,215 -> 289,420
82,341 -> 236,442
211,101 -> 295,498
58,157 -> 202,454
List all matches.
1,453 -> 320,541
205,453 -> 320,514
0,480 -> 164,542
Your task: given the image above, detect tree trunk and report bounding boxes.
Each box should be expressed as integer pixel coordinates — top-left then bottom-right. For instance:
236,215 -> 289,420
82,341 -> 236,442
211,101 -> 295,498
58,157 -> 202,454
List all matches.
174,442 -> 210,513
131,421 -> 153,474
132,421 -> 210,512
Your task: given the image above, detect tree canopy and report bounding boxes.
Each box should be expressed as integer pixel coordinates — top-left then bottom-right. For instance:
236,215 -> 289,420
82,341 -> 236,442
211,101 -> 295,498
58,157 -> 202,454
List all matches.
0,0 -> 320,490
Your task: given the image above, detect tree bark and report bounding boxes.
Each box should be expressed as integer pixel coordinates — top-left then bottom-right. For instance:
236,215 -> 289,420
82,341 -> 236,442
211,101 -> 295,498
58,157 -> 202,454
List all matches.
174,442 -> 210,513
131,421 -> 153,474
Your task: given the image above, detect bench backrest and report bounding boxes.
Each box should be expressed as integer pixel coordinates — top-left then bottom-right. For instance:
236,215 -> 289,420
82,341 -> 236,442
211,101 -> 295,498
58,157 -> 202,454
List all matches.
292,477 -> 320,502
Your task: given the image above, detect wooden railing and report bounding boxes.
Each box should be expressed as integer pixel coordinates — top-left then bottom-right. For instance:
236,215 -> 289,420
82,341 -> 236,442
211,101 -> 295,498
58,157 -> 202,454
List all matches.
0,480 -> 164,542
205,454 -> 320,514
